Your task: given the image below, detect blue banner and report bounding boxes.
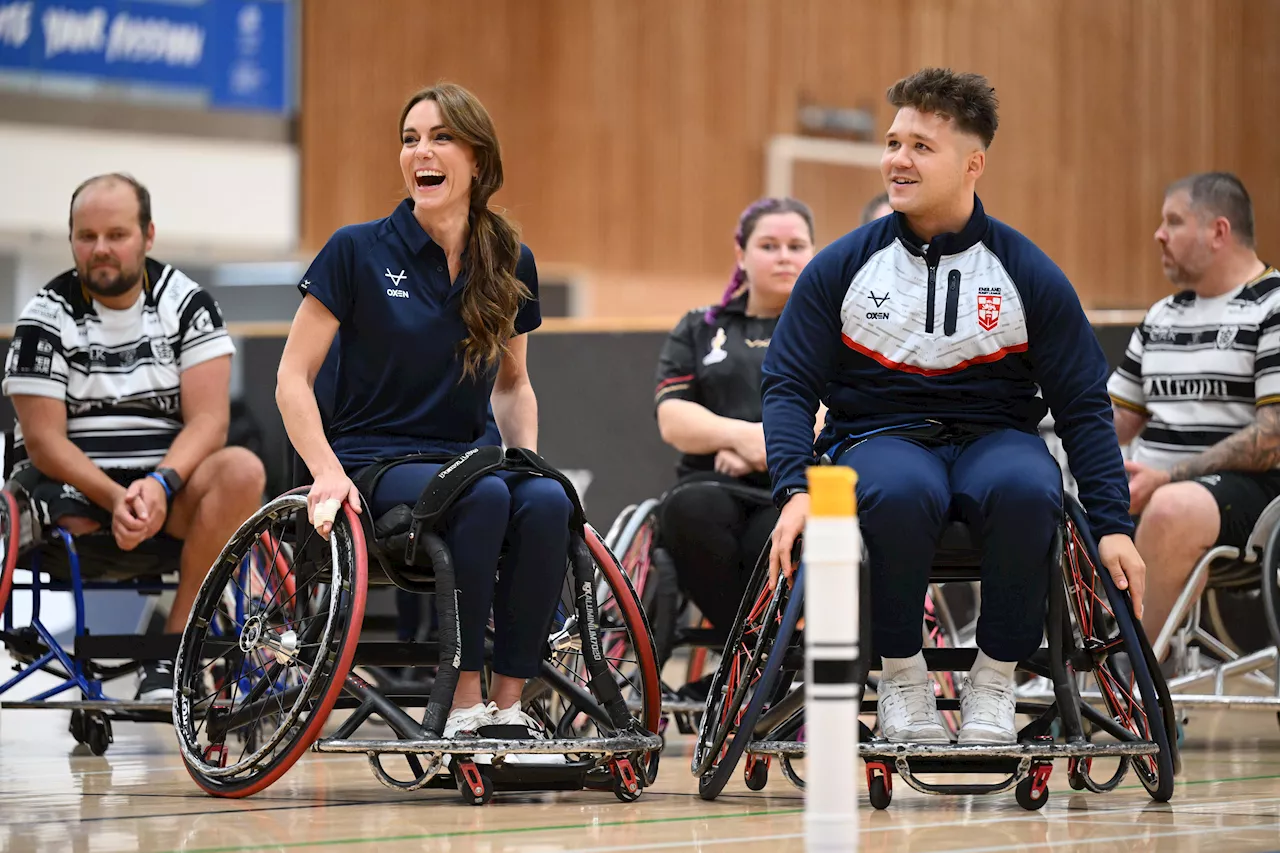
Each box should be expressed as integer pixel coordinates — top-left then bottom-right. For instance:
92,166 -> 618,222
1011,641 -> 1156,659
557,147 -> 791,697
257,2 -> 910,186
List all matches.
0,0 -> 292,113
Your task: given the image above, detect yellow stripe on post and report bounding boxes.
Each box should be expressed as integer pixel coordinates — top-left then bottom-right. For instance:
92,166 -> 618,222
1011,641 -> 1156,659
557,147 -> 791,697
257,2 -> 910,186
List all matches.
807,466 -> 858,517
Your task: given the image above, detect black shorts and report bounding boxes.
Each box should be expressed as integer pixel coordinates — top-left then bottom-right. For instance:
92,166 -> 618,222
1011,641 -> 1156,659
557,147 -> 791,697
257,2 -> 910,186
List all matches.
9,465 -> 151,530
1193,470 -> 1280,548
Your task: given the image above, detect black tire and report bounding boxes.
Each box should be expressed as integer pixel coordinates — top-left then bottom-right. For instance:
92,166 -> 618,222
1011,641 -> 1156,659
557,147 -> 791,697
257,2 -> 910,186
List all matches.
691,546 -> 785,777
745,759 -> 769,791
85,713 -> 112,756
1063,499 -> 1175,803
1260,521 -> 1280,658
68,709 -> 87,744
613,769 -> 642,802
0,490 -> 19,623
455,762 -> 495,806
868,774 -> 892,810
537,526 -> 663,786
697,564 -> 804,801
1016,775 -> 1049,810
173,493 -> 367,798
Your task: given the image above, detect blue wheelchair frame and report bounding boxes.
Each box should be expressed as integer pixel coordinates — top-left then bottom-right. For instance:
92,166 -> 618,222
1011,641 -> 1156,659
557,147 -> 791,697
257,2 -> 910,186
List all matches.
0,510 -> 289,755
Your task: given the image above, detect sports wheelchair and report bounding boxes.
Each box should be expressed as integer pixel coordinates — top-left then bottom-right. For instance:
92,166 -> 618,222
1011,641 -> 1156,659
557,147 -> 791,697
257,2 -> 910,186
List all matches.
0,447 -> 279,755
1149,494 -> 1280,726
693,494 -> 1179,811
605,479 -> 976,741
171,445 -> 663,805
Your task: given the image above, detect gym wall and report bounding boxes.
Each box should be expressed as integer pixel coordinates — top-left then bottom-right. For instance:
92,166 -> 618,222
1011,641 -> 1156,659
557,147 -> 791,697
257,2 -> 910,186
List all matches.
298,0 -> 1280,313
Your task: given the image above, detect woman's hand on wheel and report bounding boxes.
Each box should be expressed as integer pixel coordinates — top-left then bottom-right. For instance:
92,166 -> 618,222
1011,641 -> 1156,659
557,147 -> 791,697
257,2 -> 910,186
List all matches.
768,493 -> 809,590
308,469 -> 362,539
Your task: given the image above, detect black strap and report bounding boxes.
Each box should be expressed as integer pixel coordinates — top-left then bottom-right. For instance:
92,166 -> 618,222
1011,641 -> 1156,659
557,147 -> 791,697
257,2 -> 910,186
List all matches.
408,445 -> 507,526
498,447 -> 587,529
349,445 -> 587,571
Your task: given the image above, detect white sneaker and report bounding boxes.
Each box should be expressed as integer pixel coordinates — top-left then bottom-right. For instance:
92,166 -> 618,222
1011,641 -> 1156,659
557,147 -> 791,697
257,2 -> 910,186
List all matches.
443,702 -> 497,738
958,668 -> 1017,744
877,673 -> 951,744
491,703 -> 565,765
443,702 -> 498,767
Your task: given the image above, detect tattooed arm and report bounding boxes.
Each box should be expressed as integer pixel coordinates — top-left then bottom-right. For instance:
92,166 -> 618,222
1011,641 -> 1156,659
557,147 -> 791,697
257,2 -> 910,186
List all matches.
1169,405 -> 1280,481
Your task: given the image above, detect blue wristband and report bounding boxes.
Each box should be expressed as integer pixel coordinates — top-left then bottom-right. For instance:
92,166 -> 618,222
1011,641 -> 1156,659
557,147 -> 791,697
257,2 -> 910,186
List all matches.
147,471 -> 173,499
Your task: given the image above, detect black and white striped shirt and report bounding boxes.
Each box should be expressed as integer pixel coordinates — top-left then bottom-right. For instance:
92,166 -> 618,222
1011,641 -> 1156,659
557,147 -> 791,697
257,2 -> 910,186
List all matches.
2,258 -> 236,472
1107,267 -> 1280,469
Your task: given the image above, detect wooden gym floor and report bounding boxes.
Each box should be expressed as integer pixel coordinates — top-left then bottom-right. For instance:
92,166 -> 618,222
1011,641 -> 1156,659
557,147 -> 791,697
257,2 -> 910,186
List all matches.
2,655 -> 1280,852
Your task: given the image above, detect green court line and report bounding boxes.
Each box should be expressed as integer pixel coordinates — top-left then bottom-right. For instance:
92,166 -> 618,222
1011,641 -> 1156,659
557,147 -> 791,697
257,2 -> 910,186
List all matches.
159,806 -> 806,853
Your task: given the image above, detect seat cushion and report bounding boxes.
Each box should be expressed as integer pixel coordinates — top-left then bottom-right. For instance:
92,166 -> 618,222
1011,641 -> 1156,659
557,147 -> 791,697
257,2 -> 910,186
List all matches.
933,520 -> 983,568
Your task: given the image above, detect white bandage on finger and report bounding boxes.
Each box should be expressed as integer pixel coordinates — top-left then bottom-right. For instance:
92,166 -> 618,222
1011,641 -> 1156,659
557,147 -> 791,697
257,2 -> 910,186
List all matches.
312,498 -> 342,529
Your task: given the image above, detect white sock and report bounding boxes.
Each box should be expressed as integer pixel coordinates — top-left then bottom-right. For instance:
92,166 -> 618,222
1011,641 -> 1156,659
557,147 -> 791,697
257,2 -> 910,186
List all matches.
972,650 -> 1017,684
881,651 -> 927,683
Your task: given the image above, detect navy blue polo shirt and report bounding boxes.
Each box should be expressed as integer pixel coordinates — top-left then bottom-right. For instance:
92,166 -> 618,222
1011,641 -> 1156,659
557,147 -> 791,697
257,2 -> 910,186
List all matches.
299,200 -> 540,466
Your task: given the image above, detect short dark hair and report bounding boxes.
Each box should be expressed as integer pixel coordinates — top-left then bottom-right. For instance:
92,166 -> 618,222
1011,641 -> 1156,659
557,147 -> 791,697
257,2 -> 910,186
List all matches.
886,68 -> 999,149
1166,171 -> 1255,249
68,173 -> 152,235
861,191 -> 891,225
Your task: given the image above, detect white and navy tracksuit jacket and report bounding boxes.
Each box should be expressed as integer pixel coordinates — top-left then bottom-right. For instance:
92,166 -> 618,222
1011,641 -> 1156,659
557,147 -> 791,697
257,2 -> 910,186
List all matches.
761,196 -> 1133,540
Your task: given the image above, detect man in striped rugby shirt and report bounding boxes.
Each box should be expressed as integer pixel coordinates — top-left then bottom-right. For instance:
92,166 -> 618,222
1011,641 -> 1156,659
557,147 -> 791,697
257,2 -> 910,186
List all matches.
3,174 -> 266,699
1108,172 -> 1279,646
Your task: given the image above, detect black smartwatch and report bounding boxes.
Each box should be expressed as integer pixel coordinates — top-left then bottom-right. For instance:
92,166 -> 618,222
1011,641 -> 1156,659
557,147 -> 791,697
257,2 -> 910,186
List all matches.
775,486 -> 808,510
150,466 -> 185,504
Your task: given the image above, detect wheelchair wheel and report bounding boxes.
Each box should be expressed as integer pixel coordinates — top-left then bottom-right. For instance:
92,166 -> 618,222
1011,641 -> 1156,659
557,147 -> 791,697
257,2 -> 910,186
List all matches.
691,546 -> 791,779
698,564 -> 804,801
0,489 -> 20,621
534,524 -> 663,782
607,500 -> 677,663
1061,504 -> 1175,802
174,493 -> 367,798
1261,521 -> 1280,657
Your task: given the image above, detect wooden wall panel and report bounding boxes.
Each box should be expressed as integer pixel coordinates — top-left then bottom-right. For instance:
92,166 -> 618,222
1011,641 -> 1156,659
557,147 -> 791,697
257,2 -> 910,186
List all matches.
300,0 -> 1280,314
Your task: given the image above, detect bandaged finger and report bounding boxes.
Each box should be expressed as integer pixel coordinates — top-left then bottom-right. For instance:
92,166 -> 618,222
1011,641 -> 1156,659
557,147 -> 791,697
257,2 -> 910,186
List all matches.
313,498 -> 342,529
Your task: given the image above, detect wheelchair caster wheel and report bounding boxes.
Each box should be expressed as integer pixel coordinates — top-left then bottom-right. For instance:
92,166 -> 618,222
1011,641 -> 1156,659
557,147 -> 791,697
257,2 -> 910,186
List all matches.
1016,764 -> 1052,811
610,757 -> 642,802
866,761 -> 892,810
868,775 -> 892,810
745,757 -> 769,791
454,760 -> 493,806
1067,757 -> 1090,791
68,710 -> 87,744
84,713 -> 112,756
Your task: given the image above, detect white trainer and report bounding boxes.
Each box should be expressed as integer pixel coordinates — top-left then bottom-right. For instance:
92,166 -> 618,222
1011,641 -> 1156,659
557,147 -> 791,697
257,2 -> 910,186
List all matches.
443,701 -> 497,738
443,701 -> 499,767
958,668 -> 1018,744
491,703 -> 566,764
877,673 -> 951,744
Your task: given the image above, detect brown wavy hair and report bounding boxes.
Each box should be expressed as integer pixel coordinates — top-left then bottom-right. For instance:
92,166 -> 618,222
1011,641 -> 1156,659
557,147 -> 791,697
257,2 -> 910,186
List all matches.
399,83 -> 529,378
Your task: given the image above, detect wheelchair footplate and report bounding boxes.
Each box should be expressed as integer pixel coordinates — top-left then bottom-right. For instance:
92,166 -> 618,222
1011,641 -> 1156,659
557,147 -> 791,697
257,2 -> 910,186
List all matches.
744,736 -> 1161,810
314,732 -> 659,804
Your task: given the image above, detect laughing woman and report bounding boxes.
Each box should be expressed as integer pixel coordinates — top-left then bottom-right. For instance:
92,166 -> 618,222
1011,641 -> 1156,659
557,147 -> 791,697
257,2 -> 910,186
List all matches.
275,82 -> 570,740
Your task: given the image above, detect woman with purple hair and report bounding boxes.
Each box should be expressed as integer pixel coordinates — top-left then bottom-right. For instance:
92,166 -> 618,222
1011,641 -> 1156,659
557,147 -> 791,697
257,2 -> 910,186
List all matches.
651,197 -> 816,684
